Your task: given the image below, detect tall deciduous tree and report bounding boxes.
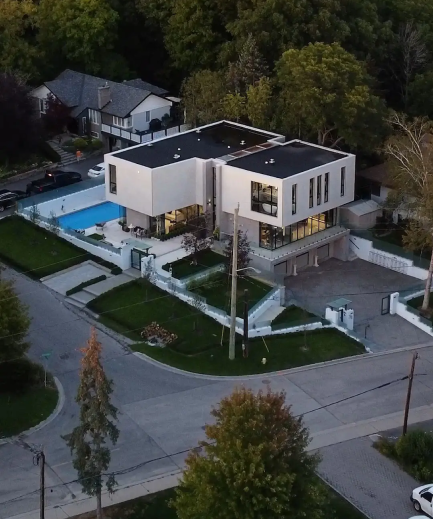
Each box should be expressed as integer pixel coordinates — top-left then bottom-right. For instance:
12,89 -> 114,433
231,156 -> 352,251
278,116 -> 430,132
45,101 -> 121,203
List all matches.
38,0 -> 119,76
0,0 -> 38,79
223,93 -> 246,122
173,386 -> 325,519
0,278 -> 31,362
64,328 -> 119,519
181,70 -> 226,126
0,73 -> 40,164
224,230 -> 251,274
44,93 -> 71,136
275,43 -> 388,151
385,113 -> 433,311
246,77 -> 273,130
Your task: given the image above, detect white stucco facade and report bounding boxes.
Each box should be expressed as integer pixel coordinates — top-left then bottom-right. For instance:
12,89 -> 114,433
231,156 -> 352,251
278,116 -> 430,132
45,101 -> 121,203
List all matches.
131,95 -> 172,132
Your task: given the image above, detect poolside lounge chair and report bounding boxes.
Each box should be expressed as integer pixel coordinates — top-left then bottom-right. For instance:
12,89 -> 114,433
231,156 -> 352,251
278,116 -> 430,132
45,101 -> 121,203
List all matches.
95,222 -> 106,230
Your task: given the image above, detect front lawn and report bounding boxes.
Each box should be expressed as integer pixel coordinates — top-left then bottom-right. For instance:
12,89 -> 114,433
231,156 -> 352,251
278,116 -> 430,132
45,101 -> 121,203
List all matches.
70,482 -> 366,519
192,273 -> 273,318
0,386 -> 58,437
88,279 -> 228,350
134,328 -> 364,376
0,216 -> 119,278
272,305 -> 318,330
161,249 -> 225,279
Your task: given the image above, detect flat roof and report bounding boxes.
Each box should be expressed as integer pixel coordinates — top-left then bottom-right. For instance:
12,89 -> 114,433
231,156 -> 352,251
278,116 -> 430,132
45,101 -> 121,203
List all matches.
228,142 -> 346,178
112,122 -> 278,168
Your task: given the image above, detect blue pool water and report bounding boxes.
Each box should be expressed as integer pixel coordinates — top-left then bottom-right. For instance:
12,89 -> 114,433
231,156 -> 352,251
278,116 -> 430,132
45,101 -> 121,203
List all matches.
59,202 -> 123,230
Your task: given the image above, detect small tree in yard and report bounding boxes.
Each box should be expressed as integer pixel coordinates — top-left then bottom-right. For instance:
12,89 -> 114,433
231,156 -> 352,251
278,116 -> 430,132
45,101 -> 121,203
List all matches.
384,113 -> 433,313
48,210 -> 60,235
44,93 -> 71,136
173,386 -> 326,519
64,328 -> 119,519
224,230 -> 251,274
29,202 -> 40,225
0,278 -> 31,362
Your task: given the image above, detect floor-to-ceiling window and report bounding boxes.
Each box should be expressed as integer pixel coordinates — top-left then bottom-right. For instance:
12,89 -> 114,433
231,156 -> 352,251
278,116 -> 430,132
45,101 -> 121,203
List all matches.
251,182 -> 278,216
259,209 -> 336,250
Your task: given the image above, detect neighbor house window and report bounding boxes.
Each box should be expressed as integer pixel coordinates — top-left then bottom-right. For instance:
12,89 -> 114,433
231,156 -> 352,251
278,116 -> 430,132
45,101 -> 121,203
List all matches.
113,116 -> 132,128
89,109 -> 100,124
309,178 -> 314,208
251,182 -> 278,216
145,111 -> 151,123
324,172 -> 329,203
317,175 -> 322,205
109,164 -> 117,194
340,166 -> 346,196
39,99 -> 46,113
292,184 -> 297,215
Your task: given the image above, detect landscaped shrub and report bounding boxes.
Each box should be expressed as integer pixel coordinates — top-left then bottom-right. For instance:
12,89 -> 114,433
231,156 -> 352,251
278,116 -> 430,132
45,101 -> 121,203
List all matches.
73,137 -> 88,150
0,358 -> 48,394
66,275 -> 107,296
110,266 -> 122,275
159,224 -> 194,241
187,271 -> 222,291
91,138 -> 104,150
396,430 -> 433,468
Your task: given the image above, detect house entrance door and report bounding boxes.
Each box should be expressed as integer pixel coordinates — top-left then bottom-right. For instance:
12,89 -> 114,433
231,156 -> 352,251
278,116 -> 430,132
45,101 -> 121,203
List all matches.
131,249 -> 146,270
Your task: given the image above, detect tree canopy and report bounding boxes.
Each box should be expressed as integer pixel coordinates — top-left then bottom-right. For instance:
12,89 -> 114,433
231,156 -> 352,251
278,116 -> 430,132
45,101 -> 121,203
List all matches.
173,386 -> 325,519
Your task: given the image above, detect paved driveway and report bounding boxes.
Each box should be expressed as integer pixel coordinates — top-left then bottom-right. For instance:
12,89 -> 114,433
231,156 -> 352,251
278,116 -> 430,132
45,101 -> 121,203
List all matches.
286,258 -> 431,351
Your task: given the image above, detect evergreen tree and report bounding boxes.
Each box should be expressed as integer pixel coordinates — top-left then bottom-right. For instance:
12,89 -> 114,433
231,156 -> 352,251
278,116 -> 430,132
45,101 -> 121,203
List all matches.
64,328 -> 119,519
224,230 -> 251,274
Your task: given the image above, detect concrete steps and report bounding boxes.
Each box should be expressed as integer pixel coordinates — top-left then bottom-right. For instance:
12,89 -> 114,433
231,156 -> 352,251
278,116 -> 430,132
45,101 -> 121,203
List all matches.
47,140 -> 77,167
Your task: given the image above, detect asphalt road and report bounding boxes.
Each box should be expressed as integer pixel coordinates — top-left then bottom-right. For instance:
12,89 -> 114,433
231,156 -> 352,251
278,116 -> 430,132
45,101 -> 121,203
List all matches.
0,155 -> 103,218
1,268 -> 433,518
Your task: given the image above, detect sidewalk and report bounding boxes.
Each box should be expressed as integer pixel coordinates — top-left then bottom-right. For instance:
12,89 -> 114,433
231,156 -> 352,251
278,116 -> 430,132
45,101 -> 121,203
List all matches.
7,404 -> 433,519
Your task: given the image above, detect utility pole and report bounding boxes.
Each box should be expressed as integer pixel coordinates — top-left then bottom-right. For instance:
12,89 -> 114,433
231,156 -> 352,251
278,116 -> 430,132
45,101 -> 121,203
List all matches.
402,351 -> 419,436
243,289 -> 249,358
35,449 -> 45,519
229,205 -> 239,360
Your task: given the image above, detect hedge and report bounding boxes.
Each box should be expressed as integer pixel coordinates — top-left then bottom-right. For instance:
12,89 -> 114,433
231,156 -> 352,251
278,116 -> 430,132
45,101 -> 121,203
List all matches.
66,275 -> 107,296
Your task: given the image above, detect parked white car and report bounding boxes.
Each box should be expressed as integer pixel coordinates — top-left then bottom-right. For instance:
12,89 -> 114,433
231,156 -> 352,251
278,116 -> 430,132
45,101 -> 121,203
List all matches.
88,163 -> 106,178
411,485 -> 433,516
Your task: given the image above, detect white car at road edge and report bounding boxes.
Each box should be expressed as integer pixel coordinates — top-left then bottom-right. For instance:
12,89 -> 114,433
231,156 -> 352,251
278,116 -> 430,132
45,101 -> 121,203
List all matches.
88,163 -> 106,178
411,485 -> 433,516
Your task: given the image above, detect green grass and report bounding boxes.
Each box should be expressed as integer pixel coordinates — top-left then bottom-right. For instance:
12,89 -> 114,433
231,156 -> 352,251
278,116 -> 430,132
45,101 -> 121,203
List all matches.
88,233 -> 104,241
161,249 -> 225,279
193,273 -> 272,318
133,328 -> 364,376
272,305 -> 317,328
79,482 -> 366,519
0,386 -> 58,437
0,216 -> 119,279
88,279 -> 228,351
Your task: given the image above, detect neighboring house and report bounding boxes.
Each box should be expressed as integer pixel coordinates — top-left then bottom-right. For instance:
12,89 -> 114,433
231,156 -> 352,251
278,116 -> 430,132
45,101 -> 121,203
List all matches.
105,120 -> 355,277
31,69 -> 185,152
340,199 -> 382,230
355,164 -> 393,206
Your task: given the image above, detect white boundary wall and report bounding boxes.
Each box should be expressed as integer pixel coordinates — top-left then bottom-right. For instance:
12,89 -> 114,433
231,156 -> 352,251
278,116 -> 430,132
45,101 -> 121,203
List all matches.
349,235 -> 427,280
390,291 -> 433,337
36,185 -> 105,218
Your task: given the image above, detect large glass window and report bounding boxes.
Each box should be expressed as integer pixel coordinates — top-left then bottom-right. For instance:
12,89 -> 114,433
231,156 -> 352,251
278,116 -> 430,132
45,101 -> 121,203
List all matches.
292,184 -> 297,215
258,209 -> 336,250
341,166 -> 346,196
324,172 -> 329,203
309,178 -> 314,208
109,164 -> 117,194
251,182 -> 278,217
317,175 -> 322,205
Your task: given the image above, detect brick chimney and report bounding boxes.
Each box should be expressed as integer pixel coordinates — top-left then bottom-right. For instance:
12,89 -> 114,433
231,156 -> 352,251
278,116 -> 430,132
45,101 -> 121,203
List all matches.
98,83 -> 110,109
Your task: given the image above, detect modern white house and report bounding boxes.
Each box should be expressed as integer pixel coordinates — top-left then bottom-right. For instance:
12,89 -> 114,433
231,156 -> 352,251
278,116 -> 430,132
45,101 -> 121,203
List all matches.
105,120 -> 356,277
31,69 -> 187,152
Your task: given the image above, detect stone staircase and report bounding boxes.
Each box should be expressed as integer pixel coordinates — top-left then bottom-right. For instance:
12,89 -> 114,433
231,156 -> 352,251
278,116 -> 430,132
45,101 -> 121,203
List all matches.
47,140 -> 77,167
65,268 -> 141,309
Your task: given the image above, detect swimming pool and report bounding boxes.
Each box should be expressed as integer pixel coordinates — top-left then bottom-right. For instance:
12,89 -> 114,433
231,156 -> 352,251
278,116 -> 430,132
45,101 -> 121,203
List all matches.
59,202 -> 123,229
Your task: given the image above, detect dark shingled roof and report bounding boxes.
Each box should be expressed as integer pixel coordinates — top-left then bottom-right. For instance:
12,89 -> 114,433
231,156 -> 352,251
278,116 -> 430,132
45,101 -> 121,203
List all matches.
122,78 -> 168,96
44,69 -> 169,118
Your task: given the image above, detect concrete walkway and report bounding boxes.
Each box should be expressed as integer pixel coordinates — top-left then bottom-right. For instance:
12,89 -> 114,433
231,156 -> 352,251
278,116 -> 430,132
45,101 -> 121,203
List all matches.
7,404 -> 432,519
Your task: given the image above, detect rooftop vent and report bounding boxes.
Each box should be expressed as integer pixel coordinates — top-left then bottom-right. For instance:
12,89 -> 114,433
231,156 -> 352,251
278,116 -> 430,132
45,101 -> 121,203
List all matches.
240,140 -> 246,145
227,145 -> 231,149
269,158 -> 275,164
173,154 -> 181,159
197,138 -> 201,141
177,147 -> 181,151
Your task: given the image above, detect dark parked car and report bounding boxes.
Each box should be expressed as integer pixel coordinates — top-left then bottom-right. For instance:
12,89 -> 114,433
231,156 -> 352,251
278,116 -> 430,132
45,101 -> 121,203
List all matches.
26,170 -> 82,194
0,190 -> 27,212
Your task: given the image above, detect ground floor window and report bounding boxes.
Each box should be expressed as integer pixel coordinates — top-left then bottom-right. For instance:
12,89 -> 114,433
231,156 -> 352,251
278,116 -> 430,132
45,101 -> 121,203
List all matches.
150,204 -> 204,236
259,209 -> 336,250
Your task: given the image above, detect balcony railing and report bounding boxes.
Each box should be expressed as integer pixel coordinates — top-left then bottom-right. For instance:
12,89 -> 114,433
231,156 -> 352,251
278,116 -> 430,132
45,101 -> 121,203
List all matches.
101,123 -> 191,144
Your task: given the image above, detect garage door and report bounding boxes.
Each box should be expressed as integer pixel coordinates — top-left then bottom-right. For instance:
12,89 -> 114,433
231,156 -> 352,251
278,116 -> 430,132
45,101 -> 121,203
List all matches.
317,244 -> 330,260
274,261 -> 288,276
296,252 -> 309,269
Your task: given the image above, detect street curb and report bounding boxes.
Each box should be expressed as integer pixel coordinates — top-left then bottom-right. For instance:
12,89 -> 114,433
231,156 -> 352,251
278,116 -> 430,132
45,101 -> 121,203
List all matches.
0,377 -> 65,446
132,340 -> 433,381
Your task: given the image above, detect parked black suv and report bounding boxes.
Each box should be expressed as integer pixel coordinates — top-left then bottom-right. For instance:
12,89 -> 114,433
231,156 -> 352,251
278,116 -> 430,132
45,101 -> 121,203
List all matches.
0,190 -> 27,212
26,170 -> 82,195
